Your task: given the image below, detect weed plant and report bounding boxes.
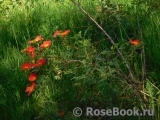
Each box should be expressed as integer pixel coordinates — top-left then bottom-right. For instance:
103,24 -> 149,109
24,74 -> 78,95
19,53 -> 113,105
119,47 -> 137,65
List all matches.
0,0 -> 160,120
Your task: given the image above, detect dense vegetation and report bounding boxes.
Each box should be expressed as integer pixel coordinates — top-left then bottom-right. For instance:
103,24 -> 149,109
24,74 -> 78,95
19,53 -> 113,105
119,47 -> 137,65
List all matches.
0,0 -> 160,120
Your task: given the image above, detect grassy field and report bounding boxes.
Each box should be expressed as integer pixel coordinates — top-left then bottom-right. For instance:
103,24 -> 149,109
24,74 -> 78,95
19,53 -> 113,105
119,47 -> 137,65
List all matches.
0,0 -> 160,120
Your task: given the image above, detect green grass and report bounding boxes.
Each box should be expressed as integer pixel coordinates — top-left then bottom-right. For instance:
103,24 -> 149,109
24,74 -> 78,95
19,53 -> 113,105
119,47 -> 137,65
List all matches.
0,0 -> 160,120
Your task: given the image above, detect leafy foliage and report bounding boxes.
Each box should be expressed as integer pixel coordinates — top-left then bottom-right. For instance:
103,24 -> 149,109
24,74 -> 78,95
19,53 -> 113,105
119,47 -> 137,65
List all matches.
0,0 -> 160,120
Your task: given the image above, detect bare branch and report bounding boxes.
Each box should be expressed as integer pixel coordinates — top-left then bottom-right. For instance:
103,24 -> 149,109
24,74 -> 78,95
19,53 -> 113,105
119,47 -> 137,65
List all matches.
71,0 -> 135,82
70,0 -> 149,104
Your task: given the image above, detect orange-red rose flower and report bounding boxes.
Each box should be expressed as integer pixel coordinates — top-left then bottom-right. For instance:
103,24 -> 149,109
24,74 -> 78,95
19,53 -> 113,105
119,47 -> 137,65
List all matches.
60,30 -> 70,36
21,62 -> 37,70
36,58 -> 47,67
29,51 -> 36,58
21,62 -> 33,70
28,73 -> 38,82
53,30 -> 70,37
129,39 -> 140,46
40,40 -> 52,49
28,35 -> 44,44
23,46 -> 36,53
25,82 -> 36,96
53,30 -> 62,37
22,46 -> 36,58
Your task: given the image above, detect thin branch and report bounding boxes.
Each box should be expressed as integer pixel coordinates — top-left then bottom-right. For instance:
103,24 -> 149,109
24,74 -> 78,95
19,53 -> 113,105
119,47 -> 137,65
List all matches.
70,0 -> 149,104
137,14 -> 146,81
148,80 -> 160,91
140,90 -> 159,102
71,0 -> 135,82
